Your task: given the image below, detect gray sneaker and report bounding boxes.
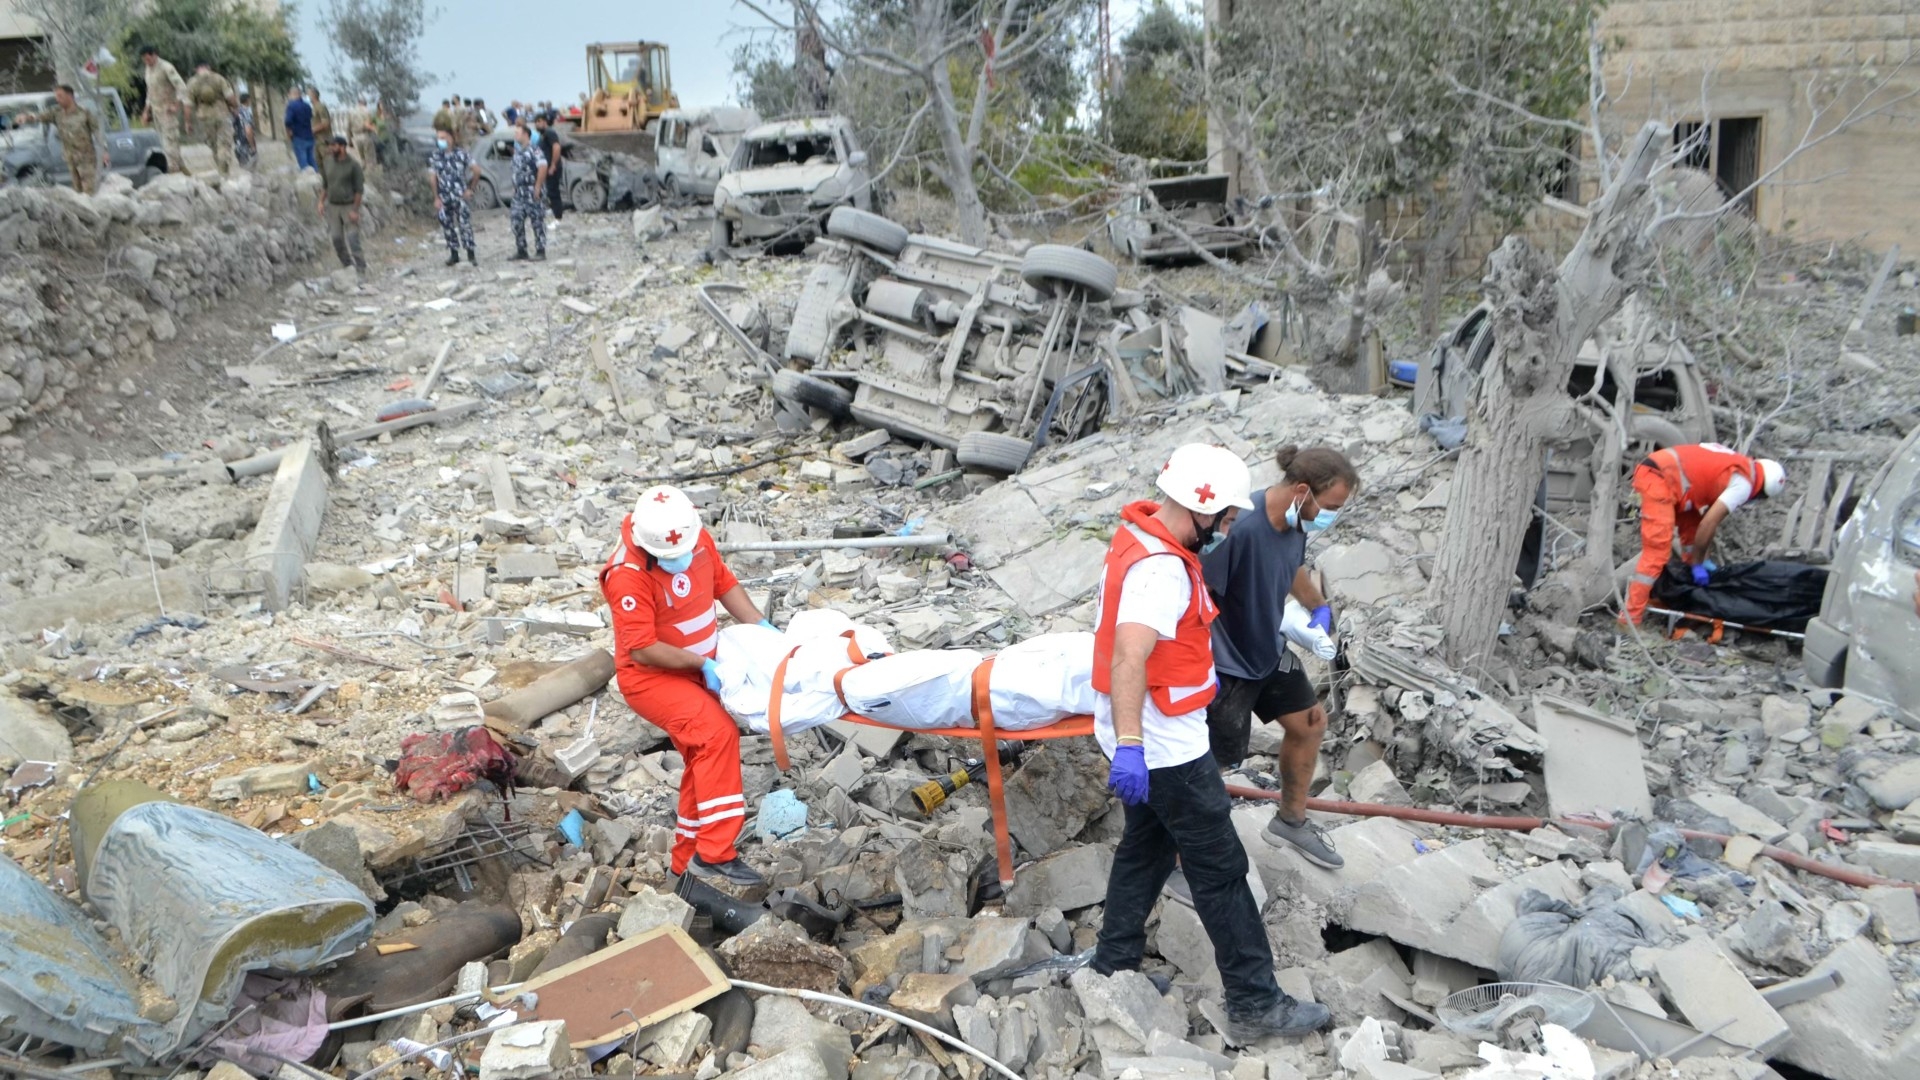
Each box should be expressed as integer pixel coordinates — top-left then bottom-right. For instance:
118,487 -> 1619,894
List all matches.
1223,995 -> 1333,1045
1163,868 -> 1194,908
1262,814 -> 1344,869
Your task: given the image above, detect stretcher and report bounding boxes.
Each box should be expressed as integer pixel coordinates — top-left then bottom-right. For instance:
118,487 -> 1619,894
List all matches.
761,636 -> 1095,886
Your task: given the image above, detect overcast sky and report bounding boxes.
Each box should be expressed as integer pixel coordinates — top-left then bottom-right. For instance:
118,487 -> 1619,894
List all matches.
290,1 -> 1154,117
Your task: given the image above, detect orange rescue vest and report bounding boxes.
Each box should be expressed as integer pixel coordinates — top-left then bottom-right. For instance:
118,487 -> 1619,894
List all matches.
1091,501 -> 1219,716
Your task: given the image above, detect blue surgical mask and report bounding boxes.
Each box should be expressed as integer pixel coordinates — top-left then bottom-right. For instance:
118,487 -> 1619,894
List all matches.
1200,533 -> 1227,555
1286,495 -> 1340,534
435,137 -> 448,149
528,131 -> 539,146
658,552 -> 694,573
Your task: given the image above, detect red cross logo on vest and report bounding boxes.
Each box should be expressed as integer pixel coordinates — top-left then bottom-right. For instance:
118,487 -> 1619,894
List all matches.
652,491 -> 671,503
1193,483 -> 1215,505
664,529 -> 683,547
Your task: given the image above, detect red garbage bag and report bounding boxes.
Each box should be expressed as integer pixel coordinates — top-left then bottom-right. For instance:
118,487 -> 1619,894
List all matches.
394,726 -> 516,802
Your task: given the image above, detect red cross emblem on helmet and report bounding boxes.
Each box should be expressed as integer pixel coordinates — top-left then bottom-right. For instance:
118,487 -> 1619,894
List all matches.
1193,483 -> 1215,505
664,529 -> 683,547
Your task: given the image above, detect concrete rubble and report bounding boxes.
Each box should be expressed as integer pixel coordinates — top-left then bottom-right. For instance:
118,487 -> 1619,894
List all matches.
0,161 -> 1911,1080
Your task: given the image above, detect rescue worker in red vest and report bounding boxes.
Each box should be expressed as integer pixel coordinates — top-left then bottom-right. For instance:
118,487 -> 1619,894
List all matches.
600,484 -> 774,887
1089,444 -> 1333,1045
1624,443 -> 1785,624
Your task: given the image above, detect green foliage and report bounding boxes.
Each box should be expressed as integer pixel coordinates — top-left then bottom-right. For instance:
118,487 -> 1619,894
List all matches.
1217,0 -> 1603,219
321,0 -> 431,119
119,0 -> 302,94
1105,0 -> 1205,163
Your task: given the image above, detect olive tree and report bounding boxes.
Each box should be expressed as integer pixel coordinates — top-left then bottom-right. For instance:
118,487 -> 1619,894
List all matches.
14,0 -> 135,92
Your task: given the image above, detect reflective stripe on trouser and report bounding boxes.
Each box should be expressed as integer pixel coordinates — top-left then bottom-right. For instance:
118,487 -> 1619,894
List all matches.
617,668 -> 745,873
510,185 -> 546,252
1627,463 -> 1704,623
437,197 -> 473,254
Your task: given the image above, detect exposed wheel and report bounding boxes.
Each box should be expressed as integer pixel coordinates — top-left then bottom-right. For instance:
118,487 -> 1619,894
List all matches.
826,206 -> 909,256
1021,244 -> 1117,302
471,176 -> 498,210
711,215 -> 733,250
772,369 -> 852,419
956,432 -> 1033,475
570,178 -> 606,213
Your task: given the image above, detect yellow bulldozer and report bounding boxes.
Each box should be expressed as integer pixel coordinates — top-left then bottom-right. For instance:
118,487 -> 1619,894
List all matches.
566,41 -> 678,161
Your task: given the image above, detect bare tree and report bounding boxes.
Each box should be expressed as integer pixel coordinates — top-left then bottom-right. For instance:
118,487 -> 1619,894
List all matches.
739,0 -> 1088,245
15,0 -> 134,90
1426,45 -> 1917,669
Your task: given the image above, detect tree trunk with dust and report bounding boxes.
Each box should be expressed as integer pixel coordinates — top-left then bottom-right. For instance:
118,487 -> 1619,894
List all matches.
928,55 -> 990,245
1429,122 -> 1668,668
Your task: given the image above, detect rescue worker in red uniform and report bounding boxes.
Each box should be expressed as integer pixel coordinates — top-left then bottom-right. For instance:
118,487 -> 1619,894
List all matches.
1089,444 -> 1332,1045
600,484 -> 774,887
1624,443 -> 1785,624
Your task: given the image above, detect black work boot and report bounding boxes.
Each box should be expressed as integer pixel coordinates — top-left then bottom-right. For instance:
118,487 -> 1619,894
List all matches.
466,246 -> 477,265
444,251 -> 459,266
1222,995 -> 1333,1046
510,246 -> 528,262
687,855 -> 766,888
534,247 -> 546,261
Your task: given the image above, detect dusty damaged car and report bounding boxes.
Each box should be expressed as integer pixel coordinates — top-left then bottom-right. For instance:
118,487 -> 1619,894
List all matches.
655,106 -> 758,201
1803,426 -> 1920,719
1416,300 -> 1716,529
711,115 -> 876,250
468,127 -> 647,213
1106,174 -> 1253,264
1,88 -> 168,188
764,207 -> 1122,473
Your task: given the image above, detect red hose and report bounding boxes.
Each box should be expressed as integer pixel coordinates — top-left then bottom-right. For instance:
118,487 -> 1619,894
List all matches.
1225,783 -> 1920,893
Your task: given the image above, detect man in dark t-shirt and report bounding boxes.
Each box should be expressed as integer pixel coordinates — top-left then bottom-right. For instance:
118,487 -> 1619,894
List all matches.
1200,445 -> 1358,872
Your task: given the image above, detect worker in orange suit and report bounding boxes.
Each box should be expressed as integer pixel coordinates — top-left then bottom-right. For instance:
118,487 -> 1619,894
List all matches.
600,484 -> 773,887
1624,443 -> 1784,624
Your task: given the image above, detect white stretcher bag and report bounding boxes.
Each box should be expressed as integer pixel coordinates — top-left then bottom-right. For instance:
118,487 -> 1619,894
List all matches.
835,649 -> 986,730
987,631 -> 1097,730
714,617 -> 897,736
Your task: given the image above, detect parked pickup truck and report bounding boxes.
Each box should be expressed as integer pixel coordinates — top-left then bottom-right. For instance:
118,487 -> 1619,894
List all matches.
0,88 -> 168,189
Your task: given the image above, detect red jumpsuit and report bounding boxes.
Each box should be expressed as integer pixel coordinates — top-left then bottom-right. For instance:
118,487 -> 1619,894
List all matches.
600,521 -> 745,874
1625,444 -> 1759,623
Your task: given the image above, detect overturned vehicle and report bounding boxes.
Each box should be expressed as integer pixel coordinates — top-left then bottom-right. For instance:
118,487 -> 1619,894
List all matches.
729,208 -> 1283,474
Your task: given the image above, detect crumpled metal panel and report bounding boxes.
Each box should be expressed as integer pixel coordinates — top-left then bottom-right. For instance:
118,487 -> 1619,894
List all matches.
87,801 -> 374,1056
0,855 -> 167,1061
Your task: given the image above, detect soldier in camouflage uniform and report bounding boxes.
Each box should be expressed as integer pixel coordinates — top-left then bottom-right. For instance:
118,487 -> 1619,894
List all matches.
508,124 -> 548,261
138,45 -> 189,173
185,63 -> 238,176
426,120 -> 481,266
23,85 -> 108,194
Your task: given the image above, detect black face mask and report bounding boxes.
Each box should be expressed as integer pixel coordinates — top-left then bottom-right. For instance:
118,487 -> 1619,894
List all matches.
1189,512 -> 1221,553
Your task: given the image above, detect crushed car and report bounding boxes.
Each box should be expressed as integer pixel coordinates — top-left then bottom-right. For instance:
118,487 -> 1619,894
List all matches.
470,127 -> 602,213
1106,174 -> 1254,264
655,106 -> 759,201
1803,425 -> 1920,720
711,115 -> 877,250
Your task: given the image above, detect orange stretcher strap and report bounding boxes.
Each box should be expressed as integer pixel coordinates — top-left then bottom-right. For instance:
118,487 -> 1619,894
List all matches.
768,631 -> 871,771
768,647 -> 1097,886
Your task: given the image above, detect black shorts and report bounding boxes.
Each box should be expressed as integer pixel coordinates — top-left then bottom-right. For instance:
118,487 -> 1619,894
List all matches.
1207,655 -> 1318,768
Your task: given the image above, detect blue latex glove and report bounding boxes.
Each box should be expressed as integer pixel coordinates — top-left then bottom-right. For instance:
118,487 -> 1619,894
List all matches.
1108,745 -> 1149,806
701,658 -> 723,692
758,618 -> 777,631
1701,559 -> 1719,573
1308,605 -> 1334,634
1691,564 -> 1712,587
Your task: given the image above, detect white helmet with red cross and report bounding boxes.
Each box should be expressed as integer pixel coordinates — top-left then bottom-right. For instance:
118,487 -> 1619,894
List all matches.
629,485 -> 702,559
1156,443 -> 1255,515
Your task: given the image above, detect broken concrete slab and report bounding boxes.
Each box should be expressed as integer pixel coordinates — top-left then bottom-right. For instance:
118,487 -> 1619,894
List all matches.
0,687 -> 73,764
1679,792 -> 1787,843
1151,899 -> 1221,992
714,918 -> 847,993
1238,808 -> 1424,904
1773,936 -> 1917,1080
1316,540 -> 1416,604
1859,758 -> 1920,811
750,995 -> 853,1080
1002,843 -> 1112,915
956,915 -> 1045,981
949,481 -> 1052,568
496,552 -> 561,583
1854,840 -> 1920,882
1314,938 -> 1413,1026
478,1020 -> 573,1080
986,534 -> 1107,617
1069,968 -> 1186,1049
887,972 -> 978,1035
728,1044 -> 837,1080
1864,885 -> 1920,944
0,568 -> 206,636
1532,694 -> 1653,820
1002,741 -> 1113,859
1650,937 -> 1791,1056
244,439 -> 330,611
618,887 -> 694,938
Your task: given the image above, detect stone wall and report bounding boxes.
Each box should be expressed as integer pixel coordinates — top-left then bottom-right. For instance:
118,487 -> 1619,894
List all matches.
0,171 -> 325,432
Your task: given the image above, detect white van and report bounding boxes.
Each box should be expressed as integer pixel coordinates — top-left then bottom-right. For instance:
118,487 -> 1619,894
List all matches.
654,106 -> 759,200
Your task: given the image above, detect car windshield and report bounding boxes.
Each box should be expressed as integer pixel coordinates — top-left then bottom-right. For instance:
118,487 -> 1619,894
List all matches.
733,133 -> 838,171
